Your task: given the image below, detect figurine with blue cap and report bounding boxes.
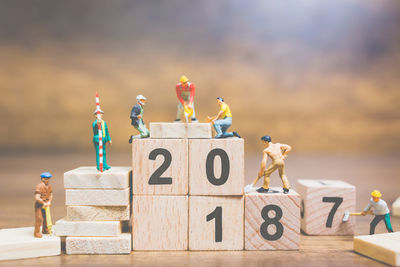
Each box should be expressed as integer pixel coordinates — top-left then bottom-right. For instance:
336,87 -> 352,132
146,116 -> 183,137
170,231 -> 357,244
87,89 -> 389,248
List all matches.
207,97 -> 241,139
34,172 -> 53,238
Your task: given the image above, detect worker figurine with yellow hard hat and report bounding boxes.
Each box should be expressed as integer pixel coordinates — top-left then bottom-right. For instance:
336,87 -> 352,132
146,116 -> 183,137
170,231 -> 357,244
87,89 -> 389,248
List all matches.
362,190 -> 394,235
175,75 -> 197,123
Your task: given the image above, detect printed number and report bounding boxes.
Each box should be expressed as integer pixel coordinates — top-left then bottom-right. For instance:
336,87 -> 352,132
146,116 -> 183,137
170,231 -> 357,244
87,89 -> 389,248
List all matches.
207,206 -> 222,242
322,197 -> 343,228
148,148 -> 172,185
206,149 -> 230,186
260,205 -> 284,241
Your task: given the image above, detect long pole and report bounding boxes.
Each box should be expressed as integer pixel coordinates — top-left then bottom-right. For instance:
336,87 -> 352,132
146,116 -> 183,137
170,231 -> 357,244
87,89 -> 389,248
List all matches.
95,92 -> 103,172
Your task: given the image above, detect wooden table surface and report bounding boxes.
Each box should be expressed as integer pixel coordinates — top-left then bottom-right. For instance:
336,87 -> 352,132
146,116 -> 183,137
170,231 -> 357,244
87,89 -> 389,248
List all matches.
0,152 -> 399,266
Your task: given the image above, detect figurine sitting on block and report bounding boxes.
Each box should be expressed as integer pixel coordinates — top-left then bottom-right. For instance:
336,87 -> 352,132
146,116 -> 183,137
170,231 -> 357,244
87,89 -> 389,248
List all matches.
362,190 -> 394,235
175,75 -> 197,123
245,135 -> 291,194
34,172 -> 53,238
129,94 -> 150,143
207,97 -> 240,139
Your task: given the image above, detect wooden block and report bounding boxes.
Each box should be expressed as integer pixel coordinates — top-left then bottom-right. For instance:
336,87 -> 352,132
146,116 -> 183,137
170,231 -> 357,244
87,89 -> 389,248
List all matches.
0,227 -> 60,261
55,218 -> 121,237
132,139 -> 188,195
354,232 -> 400,266
65,189 -> 129,206
393,197 -> 400,217
296,179 -> 356,235
189,138 -> 244,196
189,196 -> 244,250
149,122 -> 212,139
66,234 -> 131,254
245,187 -> 300,250
67,206 -> 130,221
132,196 -> 188,250
64,166 -> 131,189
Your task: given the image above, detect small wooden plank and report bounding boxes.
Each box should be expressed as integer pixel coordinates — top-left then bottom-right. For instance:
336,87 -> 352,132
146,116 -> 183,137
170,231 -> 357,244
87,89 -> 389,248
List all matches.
0,227 -> 60,261
393,197 -> 400,217
245,187 -> 300,250
187,123 -> 212,138
67,206 -> 130,221
149,122 -> 212,139
354,232 -> 400,266
64,166 -> 131,189
189,196 -> 244,250
65,189 -> 129,206
132,196 -> 188,250
189,138 -> 244,196
55,218 -> 121,237
296,179 -> 356,235
132,139 -> 188,195
66,234 -> 131,254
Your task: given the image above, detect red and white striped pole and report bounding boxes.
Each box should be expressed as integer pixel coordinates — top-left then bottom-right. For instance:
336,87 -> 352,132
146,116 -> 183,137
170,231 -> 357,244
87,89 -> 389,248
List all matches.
95,92 -> 103,172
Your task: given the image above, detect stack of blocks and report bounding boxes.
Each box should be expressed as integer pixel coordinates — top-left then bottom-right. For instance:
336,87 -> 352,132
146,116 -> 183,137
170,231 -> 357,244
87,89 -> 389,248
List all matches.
55,167 -> 131,254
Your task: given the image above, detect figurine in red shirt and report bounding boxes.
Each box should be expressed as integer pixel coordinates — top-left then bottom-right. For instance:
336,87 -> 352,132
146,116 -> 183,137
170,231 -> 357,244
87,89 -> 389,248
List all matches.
175,75 -> 197,122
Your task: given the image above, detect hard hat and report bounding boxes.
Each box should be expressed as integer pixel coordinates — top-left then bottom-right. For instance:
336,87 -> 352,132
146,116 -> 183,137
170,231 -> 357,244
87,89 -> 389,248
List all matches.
40,172 -> 53,179
371,190 -> 381,198
136,95 -> 147,101
180,75 -> 189,83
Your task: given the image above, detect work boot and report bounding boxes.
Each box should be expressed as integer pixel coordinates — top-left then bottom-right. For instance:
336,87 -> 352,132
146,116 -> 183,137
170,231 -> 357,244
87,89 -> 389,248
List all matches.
174,119 -> 181,123
283,188 -> 290,194
256,187 -> 269,193
191,118 -> 198,123
34,230 -> 42,238
129,135 -> 133,144
233,131 -> 241,138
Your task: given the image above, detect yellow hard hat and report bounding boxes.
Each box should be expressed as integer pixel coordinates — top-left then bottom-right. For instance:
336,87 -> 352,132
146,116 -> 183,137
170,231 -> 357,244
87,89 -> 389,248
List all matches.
180,75 -> 189,83
371,190 -> 381,198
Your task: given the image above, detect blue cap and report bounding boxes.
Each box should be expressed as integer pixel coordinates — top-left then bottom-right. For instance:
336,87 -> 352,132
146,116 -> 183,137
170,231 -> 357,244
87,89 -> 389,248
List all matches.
261,136 -> 271,142
217,97 -> 224,102
40,172 -> 53,179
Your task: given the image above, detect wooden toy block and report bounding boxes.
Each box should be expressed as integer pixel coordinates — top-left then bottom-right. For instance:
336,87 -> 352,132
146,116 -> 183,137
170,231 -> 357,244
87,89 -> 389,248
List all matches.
67,206 -> 130,221
55,218 -> 121,237
66,234 -> 131,254
296,179 -> 356,235
0,227 -> 60,261
245,187 -> 300,250
189,138 -> 244,196
189,196 -> 244,250
132,196 -> 188,250
65,189 -> 129,206
354,232 -> 400,266
393,197 -> 400,217
64,166 -> 131,189
132,139 -> 188,195
149,122 -> 212,139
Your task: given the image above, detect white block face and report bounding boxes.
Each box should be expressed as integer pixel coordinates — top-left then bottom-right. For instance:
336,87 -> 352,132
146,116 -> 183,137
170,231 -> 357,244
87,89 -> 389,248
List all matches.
66,234 -> 131,255
132,139 -> 188,195
64,166 -> 131,189
0,227 -> 60,261
65,189 -> 130,206
132,196 -> 188,250
67,206 -> 130,221
189,139 -> 244,196
296,179 -> 356,235
189,196 -> 244,250
245,188 -> 300,250
186,123 -> 212,138
149,123 -> 212,139
55,219 -> 121,237
393,197 -> 400,217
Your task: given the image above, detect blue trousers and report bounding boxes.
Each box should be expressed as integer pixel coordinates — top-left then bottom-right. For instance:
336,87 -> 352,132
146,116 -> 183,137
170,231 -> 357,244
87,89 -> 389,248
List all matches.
213,117 -> 234,138
370,213 -> 393,234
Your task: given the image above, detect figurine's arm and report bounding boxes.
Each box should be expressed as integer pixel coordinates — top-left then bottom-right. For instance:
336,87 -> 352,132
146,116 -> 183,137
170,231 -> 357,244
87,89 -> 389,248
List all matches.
105,122 -> 112,145
361,203 -> 372,215
250,151 -> 268,186
213,110 -> 224,121
35,194 -> 45,205
130,105 -> 141,120
176,85 -> 185,105
46,193 -> 53,207
188,83 -> 195,106
280,144 -> 292,159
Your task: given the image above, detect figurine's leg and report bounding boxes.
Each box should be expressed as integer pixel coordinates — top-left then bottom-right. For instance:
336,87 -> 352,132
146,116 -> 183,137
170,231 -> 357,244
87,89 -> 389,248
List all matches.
191,102 -> 197,120
369,215 -> 383,235
278,164 -> 291,190
103,143 -> 110,170
221,117 -> 234,138
262,164 -> 278,189
176,103 -> 184,121
94,142 -> 100,170
384,213 -> 394,232
139,120 -> 150,138
34,203 -> 43,238
213,120 -> 223,137
41,208 -> 49,234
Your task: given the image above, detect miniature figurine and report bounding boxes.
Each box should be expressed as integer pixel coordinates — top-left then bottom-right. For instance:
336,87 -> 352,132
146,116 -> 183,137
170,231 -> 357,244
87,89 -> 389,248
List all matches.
34,172 -> 53,238
362,190 -> 394,235
244,136 -> 291,194
207,97 -> 240,139
174,75 -> 197,122
129,95 -> 150,143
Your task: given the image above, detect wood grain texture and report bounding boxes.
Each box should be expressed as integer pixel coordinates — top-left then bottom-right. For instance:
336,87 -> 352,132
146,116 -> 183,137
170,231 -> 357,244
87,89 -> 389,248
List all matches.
189,138 -> 244,196
55,219 -> 121,237
354,232 -> 400,266
65,189 -> 129,206
0,227 -> 60,261
132,196 -> 188,250
64,166 -> 131,189
132,139 -> 188,195
189,196 -> 244,250
149,122 -> 212,139
296,179 -> 356,235
66,234 -> 131,255
393,197 -> 400,217
66,206 -> 130,221
245,187 -> 300,250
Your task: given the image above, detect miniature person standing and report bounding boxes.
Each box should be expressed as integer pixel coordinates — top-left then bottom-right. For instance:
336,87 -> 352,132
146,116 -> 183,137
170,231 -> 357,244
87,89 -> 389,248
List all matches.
362,190 -> 394,235
34,172 -> 53,238
93,110 -> 112,171
245,136 -> 291,194
175,75 -> 197,122
129,95 -> 150,143
207,97 -> 240,139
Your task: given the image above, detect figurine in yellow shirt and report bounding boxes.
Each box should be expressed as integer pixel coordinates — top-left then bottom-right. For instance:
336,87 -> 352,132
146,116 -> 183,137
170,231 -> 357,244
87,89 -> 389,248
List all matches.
207,97 -> 241,139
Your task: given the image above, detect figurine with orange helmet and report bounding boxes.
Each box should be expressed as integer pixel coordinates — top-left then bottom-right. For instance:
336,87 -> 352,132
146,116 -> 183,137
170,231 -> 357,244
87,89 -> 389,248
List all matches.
362,190 -> 394,235
175,75 -> 197,123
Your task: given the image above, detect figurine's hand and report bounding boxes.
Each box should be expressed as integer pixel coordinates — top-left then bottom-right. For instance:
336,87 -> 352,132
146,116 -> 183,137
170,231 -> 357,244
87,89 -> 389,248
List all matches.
244,184 -> 254,193
43,202 -> 50,208
282,155 -> 287,160
109,140 -> 112,146
187,103 -> 193,109
137,115 -> 142,119
361,211 -> 366,216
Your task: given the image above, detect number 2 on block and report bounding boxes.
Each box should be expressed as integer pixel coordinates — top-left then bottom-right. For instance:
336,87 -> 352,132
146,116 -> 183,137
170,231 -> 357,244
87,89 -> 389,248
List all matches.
148,148 -> 173,185
322,197 -> 343,228
207,206 -> 222,242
